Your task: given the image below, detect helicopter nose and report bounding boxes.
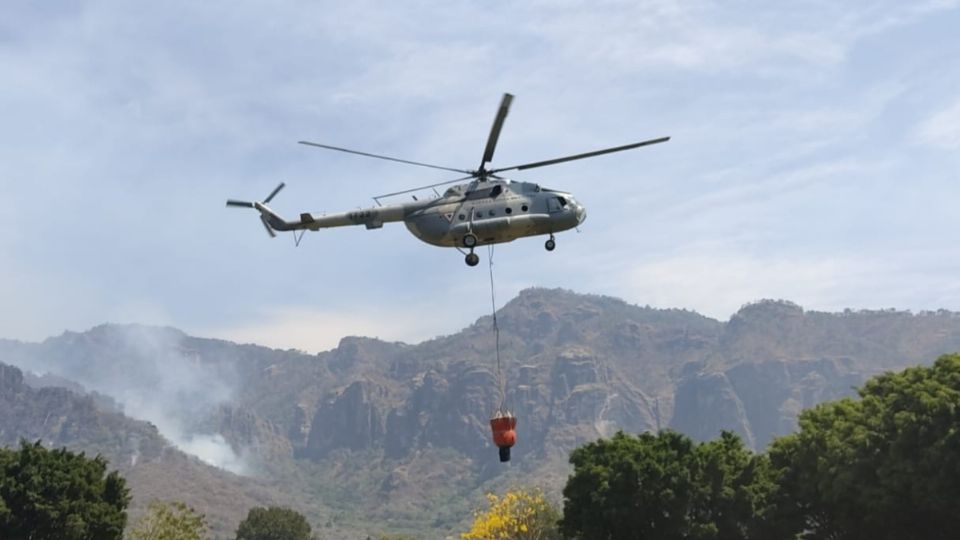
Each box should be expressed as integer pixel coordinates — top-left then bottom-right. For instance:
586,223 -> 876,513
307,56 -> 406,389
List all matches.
575,203 -> 587,224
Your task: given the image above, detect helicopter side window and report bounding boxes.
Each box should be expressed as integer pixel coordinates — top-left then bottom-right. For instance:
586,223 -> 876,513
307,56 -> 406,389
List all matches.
459,214 -> 465,220
505,207 -> 512,214
521,205 -> 528,212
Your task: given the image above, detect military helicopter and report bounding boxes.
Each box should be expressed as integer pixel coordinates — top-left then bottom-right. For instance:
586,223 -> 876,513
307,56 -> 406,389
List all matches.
227,94 -> 669,266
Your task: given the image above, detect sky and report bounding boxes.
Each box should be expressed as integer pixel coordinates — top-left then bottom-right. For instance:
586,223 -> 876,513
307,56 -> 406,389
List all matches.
3,0 -> 960,353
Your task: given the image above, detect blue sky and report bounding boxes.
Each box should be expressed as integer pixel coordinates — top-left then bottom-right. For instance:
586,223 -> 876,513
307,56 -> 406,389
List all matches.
3,0 -> 959,352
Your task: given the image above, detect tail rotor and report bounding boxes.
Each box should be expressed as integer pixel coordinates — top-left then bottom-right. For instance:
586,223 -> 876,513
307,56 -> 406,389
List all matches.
226,182 -> 286,238
263,182 -> 285,204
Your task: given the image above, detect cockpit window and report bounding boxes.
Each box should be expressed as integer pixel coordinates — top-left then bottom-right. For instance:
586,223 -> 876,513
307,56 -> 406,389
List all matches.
490,185 -> 502,198
557,196 -> 568,207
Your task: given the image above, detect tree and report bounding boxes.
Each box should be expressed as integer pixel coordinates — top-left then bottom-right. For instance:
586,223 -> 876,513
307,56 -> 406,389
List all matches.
129,500 -> 209,540
461,488 -> 560,540
560,430 -> 779,540
769,354 -> 960,540
0,495 -> 9,524
236,506 -> 312,540
0,440 -> 130,539
561,431 -> 696,539
688,432 -> 782,539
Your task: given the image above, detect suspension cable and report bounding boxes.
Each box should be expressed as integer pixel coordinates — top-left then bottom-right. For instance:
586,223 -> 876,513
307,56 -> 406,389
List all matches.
487,244 -> 505,411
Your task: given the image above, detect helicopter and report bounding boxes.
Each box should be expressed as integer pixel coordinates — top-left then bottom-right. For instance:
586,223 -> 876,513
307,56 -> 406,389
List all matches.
227,93 -> 669,266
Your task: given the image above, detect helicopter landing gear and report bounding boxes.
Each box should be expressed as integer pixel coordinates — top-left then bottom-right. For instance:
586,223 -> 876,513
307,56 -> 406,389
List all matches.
457,235 -> 481,266
462,234 -> 480,266
545,235 -> 556,252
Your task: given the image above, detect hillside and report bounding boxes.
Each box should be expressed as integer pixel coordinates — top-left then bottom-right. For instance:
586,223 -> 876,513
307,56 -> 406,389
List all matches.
3,288 -> 960,537
0,362 -> 308,537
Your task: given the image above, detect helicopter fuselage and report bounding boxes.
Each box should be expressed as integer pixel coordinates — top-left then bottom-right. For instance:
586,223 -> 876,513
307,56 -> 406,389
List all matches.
259,179 -> 586,250
404,179 -> 585,247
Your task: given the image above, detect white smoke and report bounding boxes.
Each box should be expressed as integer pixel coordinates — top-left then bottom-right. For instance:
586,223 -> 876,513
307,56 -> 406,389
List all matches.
20,324 -> 249,474
177,433 -> 247,473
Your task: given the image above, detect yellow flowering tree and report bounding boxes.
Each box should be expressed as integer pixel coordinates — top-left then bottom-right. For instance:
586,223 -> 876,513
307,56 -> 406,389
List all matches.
461,489 -> 560,540
128,500 -> 208,540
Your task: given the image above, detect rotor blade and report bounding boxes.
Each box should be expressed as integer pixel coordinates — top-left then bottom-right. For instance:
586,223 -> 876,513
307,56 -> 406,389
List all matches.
260,216 -> 277,238
263,182 -> 285,204
372,175 -> 475,202
490,136 -> 671,173
298,141 -> 471,174
226,200 -> 255,208
480,93 -> 514,168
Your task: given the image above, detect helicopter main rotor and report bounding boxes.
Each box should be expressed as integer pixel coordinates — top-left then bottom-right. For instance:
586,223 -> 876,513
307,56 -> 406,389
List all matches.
298,93 -> 669,202
478,93 -> 514,178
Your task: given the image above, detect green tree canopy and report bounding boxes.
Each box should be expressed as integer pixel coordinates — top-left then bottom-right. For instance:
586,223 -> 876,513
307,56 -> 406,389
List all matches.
689,431 -> 782,539
769,353 -> 960,540
129,500 -> 209,540
0,440 -> 129,539
560,430 -> 778,540
561,354 -> 960,539
236,506 -> 312,540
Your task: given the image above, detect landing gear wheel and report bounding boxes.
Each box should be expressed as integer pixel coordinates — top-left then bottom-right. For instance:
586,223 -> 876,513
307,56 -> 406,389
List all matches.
462,233 -> 478,249
545,237 -> 556,251
465,252 -> 480,266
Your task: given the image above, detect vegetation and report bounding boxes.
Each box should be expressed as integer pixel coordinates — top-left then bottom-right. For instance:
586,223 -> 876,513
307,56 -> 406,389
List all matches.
560,430 -> 776,539
461,488 -> 560,540
560,354 -> 960,539
0,440 -> 129,539
235,506 -> 313,540
768,353 -> 960,539
128,500 -> 209,540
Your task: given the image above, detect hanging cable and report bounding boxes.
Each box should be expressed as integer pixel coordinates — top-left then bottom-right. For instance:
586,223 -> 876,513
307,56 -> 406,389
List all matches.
485,243 -> 517,463
487,243 -> 505,411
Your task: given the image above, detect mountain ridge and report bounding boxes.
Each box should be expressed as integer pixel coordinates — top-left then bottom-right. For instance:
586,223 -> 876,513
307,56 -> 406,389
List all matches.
4,287 -> 960,537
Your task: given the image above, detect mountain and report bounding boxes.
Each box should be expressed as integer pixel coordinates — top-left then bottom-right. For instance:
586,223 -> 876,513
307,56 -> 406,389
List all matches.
3,288 -> 960,537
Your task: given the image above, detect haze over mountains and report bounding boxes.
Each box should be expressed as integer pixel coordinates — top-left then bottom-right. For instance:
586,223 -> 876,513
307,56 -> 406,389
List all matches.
3,288 -> 960,538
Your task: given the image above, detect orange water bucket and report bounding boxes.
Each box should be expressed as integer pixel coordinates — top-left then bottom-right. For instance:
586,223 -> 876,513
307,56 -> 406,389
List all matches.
490,413 -> 517,462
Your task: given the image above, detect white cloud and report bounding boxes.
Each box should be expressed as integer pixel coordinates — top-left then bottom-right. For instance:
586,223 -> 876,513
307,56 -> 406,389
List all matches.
519,0 -> 955,78
205,303 -> 467,353
622,253 -> 855,319
914,99 -> 960,150
619,248 -> 960,320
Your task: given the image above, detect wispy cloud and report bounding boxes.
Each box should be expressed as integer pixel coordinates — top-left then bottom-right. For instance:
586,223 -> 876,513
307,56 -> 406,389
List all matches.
914,99 -> 960,150
205,303 -> 467,353
619,248 -> 960,320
